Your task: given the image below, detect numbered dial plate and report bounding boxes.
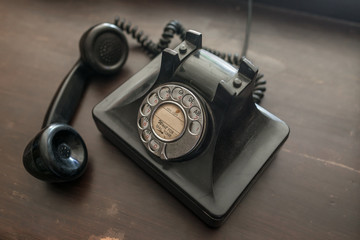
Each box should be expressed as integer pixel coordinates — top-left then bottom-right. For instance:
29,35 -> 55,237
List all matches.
137,84 -> 206,160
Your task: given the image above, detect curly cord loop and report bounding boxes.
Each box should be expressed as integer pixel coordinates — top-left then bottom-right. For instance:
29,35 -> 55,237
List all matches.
114,15 -> 266,104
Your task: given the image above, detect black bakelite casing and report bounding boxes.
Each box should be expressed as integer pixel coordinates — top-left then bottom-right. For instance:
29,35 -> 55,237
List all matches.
93,30 -> 289,227
23,23 -> 129,183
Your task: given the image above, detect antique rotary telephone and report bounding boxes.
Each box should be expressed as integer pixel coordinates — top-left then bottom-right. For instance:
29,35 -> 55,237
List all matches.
23,0 -> 289,227
92,30 -> 289,227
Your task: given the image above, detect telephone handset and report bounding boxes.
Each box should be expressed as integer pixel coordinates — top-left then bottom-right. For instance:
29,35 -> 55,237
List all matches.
93,30 -> 289,227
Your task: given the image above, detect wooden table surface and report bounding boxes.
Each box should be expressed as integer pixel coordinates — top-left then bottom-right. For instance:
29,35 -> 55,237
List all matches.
1,0 -> 359,239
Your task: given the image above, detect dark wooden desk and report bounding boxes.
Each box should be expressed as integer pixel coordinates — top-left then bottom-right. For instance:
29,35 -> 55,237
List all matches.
1,0 -> 359,239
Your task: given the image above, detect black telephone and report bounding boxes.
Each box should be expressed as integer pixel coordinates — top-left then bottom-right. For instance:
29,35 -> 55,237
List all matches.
93,30 -> 290,227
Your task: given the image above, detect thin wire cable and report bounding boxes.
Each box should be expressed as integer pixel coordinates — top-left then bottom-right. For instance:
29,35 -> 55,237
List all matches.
202,0 -> 253,65
241,0 -> 252,57
114,0 -> 266,103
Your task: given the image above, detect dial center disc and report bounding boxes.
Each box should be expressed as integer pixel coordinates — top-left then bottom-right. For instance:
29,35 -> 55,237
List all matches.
152,103 -> 185,141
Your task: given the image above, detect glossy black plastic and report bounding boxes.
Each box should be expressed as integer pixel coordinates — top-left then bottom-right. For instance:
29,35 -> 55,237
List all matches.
43,23 -> 129,127
23,23 -> 129,182
80,23 -> 129,75
23,124 -> 87,182
93,31 -> 290,227
42,61 -> 90,128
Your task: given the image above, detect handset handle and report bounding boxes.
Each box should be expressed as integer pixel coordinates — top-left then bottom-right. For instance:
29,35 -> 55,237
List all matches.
42,61 -> 91,128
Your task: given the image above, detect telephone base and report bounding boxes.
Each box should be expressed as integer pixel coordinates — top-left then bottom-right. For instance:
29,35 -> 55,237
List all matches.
93,34 -> 289,226
93,96 -> 289,227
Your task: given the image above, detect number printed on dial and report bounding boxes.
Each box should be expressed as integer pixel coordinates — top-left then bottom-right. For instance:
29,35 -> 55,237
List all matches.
137,84 -> 206,160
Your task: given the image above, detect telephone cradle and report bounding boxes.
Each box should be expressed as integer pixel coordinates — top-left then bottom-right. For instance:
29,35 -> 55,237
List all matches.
93,30 -> 290,227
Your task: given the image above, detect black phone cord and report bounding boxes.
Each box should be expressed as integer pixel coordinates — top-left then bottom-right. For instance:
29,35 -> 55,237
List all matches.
114,6 -> 266,104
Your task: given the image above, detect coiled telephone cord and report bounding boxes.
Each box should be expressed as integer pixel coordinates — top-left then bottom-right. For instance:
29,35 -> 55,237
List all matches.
114,4 -> 266,104
114,17 -> 186,56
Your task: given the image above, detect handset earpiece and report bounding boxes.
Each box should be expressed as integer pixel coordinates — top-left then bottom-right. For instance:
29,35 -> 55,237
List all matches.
80,23 -> 129,75
23,23 -> 129,182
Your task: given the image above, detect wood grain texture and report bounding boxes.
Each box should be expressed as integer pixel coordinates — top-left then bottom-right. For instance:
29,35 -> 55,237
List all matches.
0,0 -> 359,239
